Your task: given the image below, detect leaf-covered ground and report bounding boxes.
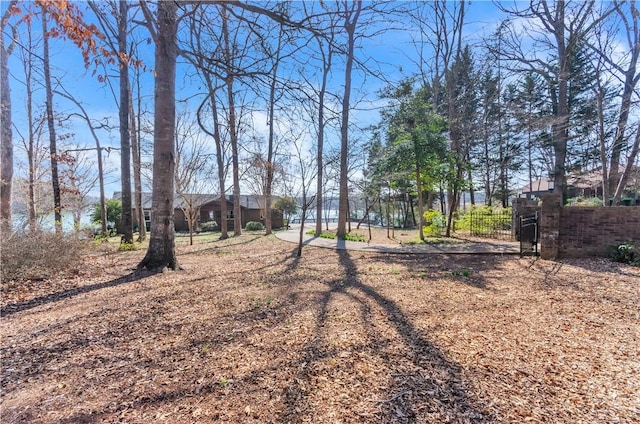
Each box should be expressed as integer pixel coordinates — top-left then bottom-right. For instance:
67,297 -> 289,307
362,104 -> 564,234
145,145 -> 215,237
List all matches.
1,232 -> 639,423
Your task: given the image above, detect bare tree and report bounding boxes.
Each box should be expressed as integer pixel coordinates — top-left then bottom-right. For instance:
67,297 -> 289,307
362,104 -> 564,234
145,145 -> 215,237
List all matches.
117,0 -> 133,243
55,85 -> 111,236
58,146 -> 99,232
13,114 -> 50,230
219,3 -> 243,237
302,5 -> 337,238
88,0 -> 134,242
174,109 -> 215,246
15,20 -> 41,230
138,0 -> 180,271
41,6 -> 63,234
0,1 -> 17,233
183,7 -> 232,240
129,71 -> 146,240
262,11 -> 286,235
336,0 -> 362,239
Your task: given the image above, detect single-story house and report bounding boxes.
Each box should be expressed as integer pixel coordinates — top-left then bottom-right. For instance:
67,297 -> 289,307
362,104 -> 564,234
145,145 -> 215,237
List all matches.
518,178 -> 555,199
519,166 -> 640,202
115,192 -> 284,232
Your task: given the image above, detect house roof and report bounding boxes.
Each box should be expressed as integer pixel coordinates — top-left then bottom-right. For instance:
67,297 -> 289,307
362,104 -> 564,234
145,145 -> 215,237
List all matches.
520,179 -> 553,194
520,166 -> 640,194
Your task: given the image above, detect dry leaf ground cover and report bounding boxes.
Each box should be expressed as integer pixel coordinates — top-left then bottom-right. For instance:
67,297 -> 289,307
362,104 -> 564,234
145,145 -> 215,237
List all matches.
1,231 -> 639,423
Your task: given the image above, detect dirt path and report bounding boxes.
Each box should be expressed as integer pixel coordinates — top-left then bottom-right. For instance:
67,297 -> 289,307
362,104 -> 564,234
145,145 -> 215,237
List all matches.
1,234 -> 639,422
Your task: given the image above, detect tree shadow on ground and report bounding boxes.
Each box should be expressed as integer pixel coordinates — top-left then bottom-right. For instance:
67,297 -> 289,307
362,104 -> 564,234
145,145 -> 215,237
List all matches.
0,271 -> 154,317
3,241 -> 494,423
278,249 -> 492,422
339,250 -> 491,422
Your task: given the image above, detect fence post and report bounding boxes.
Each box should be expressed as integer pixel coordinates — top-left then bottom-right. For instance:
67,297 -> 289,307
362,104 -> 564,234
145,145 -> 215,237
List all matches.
540,193 -> 562,260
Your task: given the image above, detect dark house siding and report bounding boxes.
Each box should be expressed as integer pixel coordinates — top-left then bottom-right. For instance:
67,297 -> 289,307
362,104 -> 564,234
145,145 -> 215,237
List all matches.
125,193 -> 284,233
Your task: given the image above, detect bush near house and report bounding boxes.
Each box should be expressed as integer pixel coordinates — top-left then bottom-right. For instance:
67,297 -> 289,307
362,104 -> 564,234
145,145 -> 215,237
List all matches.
200,221 -> 217,232
245,221 -> 265,231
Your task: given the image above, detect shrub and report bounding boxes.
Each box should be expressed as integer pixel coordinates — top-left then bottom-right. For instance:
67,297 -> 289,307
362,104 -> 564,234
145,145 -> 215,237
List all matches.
610,242 -> 639,266
1,230 -> 88,283
200,221 -> 217,232
423,209 -> 445,236
245,221 -> 265,231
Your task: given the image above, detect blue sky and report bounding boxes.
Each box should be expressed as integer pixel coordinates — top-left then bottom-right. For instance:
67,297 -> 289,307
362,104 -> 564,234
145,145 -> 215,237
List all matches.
4,1 -> 510,205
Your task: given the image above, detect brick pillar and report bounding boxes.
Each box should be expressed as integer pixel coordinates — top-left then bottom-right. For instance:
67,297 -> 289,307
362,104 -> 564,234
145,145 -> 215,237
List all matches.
540,193 -> 562,260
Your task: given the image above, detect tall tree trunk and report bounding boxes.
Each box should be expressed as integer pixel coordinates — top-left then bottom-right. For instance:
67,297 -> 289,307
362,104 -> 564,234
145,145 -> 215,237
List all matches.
337,1 -> 362,239
22,25 -> 37,230
138,1 -> 180,271
315,37 -> 331,237
596,83 -> 610,205
211,92 -> 228,240
197,77 -> 228,240
130,80 -> 145,240
554,8 -> 569,204
0,2 -> 15,234
42,9 -> 62,235
221,4 -> 242,237
119,0 -> 133,243
264,26 -> 283,236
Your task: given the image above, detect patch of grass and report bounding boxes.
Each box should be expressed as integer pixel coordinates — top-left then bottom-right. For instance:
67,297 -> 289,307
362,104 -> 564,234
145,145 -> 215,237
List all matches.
254,295 -> 275,309
451,269 -> 471,278
303,229 -> 336,239
118,242 -> 136,251
345,233 -> 366,242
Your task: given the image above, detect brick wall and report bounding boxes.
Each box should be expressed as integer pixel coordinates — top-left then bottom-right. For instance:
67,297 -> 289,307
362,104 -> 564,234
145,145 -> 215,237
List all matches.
539,194 -> 640,259
558,207 -> 640,258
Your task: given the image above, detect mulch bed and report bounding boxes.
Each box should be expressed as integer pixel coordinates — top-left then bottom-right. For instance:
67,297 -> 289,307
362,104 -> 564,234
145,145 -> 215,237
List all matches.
1,233 -> 639,423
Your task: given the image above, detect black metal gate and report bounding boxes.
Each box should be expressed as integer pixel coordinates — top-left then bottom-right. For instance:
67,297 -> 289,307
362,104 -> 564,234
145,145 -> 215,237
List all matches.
518,212 -> 540,257
469,210 -> 513,240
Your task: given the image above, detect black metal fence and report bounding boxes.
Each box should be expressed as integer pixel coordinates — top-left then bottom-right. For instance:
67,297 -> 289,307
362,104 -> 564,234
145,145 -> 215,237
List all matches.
469,210 -> 513,240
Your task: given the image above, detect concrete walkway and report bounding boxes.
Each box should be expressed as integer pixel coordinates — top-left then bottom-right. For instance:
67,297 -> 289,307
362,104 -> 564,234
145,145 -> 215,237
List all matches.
275,225 -> 521,255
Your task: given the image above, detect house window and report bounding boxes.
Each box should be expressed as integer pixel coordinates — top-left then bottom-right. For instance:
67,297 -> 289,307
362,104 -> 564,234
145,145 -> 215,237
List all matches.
226,210 -> 234,220
209,210 -> 214,220
144,210 -> 151,222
